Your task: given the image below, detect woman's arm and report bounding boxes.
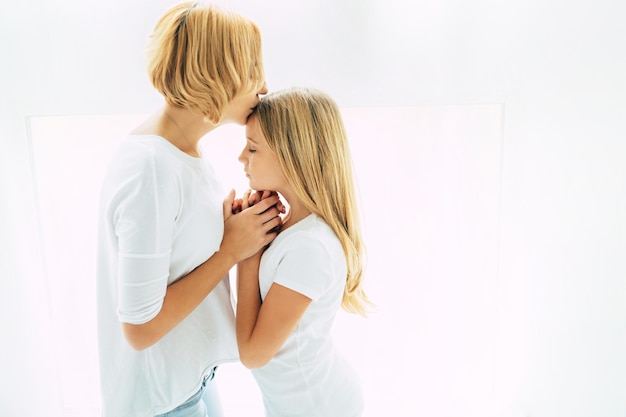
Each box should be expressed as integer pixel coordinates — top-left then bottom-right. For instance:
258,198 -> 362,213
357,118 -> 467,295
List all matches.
122,193 -> 282,351
236,255 -> 312,369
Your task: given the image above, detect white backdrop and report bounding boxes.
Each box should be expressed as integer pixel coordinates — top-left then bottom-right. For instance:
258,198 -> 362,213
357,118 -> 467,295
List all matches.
27,103 -> 502,416
1,1 -> 625,416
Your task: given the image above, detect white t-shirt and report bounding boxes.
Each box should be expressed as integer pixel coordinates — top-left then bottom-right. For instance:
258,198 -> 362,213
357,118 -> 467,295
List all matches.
96,135 -> 238,417
251,214 -> 364,417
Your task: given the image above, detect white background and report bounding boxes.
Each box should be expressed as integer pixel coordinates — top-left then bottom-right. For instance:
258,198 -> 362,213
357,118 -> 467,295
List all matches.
1,1 -> 625,416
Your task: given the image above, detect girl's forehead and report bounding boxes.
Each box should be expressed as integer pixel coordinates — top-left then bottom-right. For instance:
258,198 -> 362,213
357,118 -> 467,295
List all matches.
245,116 -> 265,141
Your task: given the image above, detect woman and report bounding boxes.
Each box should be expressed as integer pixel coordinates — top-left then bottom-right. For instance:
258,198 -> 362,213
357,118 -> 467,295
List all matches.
96,2 -> 281,416
232,87 -> 371,416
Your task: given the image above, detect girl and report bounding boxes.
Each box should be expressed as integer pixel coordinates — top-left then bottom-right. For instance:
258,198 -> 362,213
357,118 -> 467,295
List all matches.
96,3 -> 281,416
231,87 -> 370,417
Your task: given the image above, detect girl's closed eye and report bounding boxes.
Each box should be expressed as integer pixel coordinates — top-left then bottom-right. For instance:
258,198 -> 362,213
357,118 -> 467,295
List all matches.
245,139 -> 257,153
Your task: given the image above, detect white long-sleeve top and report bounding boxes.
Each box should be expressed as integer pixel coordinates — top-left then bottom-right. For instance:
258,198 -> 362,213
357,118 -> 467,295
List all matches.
96,135 -> 238,417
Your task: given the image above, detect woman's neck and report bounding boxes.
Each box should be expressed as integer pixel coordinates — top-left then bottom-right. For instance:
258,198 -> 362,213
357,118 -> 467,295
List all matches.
132,104 -> 217,158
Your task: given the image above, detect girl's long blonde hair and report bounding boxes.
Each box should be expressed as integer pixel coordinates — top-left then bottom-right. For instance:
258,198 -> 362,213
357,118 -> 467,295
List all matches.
147,2 -> 264,124
253,88 -> 371,316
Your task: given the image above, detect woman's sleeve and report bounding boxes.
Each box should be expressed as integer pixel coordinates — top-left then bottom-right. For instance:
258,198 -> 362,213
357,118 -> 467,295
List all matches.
112,153 -> 179,325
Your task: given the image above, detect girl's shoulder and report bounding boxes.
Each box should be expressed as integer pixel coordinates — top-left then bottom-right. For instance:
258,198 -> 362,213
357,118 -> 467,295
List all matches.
269,215 -> 342,259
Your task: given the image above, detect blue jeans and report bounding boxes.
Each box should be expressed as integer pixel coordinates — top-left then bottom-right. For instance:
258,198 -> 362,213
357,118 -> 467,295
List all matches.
155,368 -> 223,417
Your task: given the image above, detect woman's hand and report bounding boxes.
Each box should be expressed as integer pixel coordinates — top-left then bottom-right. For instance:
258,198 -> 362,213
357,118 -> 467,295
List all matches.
220,190 -> 283,264
232,189 -> 286,237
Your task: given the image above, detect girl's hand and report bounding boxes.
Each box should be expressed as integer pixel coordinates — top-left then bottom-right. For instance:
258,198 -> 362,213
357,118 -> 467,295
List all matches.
230,190 -> 286,215
245,190 -> 286,213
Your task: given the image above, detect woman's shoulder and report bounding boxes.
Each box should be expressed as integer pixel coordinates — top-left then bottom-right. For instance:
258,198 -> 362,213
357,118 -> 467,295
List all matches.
112,134 -> 201,171
102,135 -> 189,194
118,134 -> 175,157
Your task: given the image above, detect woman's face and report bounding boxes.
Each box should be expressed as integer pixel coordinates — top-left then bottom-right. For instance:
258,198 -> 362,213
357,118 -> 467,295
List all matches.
239,114 -> 286,192
221,81 -> 268,125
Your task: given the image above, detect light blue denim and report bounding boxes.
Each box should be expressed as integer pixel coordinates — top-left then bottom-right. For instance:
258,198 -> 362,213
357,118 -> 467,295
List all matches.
155,367 -> 224,417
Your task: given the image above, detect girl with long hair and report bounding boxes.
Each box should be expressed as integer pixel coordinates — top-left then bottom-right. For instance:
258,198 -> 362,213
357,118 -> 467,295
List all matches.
230,87 -> 370,417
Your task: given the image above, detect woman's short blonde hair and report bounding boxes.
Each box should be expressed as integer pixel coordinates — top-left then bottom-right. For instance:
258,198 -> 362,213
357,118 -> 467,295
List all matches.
252,88 -> 372,316
147,2 -> 264,124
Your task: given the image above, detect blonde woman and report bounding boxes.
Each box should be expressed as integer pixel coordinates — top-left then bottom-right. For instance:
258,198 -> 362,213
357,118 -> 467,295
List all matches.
231,88 -> 370,416
96,2 -> 281,416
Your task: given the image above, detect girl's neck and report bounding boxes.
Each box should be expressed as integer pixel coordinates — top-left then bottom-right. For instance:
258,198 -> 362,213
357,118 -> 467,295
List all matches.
279,194 -> 312,231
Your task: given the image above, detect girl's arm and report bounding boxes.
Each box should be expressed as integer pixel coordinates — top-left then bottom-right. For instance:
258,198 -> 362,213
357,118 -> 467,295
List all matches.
122,192 -> 282,351
236,255 -> 312,369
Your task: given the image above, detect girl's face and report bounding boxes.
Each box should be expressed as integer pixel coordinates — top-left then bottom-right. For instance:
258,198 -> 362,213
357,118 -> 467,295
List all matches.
239,114 -> 287,192
221,81 -> 269,125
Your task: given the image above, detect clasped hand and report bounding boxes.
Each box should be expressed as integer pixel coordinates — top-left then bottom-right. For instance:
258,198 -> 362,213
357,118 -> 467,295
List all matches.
221,189 -> 286,263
